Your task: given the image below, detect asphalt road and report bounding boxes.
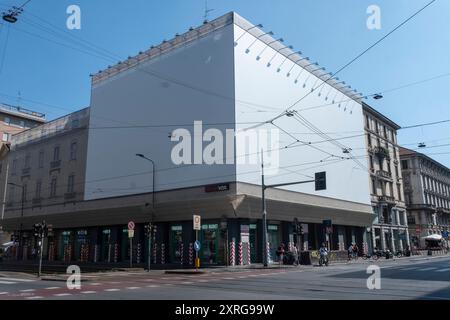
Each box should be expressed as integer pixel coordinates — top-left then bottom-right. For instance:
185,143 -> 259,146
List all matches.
0,255 -> 449,300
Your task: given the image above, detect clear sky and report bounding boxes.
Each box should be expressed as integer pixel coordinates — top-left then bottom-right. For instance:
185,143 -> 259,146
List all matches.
0,0 -> 449,167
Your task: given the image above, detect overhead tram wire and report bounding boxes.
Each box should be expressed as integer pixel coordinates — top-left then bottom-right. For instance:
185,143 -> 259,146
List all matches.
245,0 -> 438,132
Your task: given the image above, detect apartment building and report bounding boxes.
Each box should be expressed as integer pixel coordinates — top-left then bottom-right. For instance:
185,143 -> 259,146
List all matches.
0,103 -> 45,244
400,147 -> 450,248
1,108 -> 89,259
363,102 -> 410,252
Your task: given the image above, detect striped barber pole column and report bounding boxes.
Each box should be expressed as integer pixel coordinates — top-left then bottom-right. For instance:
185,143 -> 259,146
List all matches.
113,244 -> 118,263
180,243 -> 184,265
160,243 -> 166,264
153,243 -> 157,264
246,243 -> 251,265
136,243 -> 142,264
363,242 -> 368,255
94,244 -> 99,263
229,241 -> 236,266
188,243 -> 194,266
238,242 -> 243,265
266,242 -> 271,263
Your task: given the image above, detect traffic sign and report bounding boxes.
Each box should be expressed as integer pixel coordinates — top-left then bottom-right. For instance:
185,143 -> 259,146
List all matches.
194,240 -> 201,252
128,230 -> 135,238
128,221 -> 135,230
193,215 -> 201,230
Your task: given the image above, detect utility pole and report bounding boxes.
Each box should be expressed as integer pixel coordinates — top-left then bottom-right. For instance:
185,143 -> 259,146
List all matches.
34,220 -> 47,278
260,151 -> 326,268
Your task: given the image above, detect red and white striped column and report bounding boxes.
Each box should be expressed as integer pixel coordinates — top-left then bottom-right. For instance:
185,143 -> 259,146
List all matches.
229,241 -> 236,266
153,243 -> 157,264
113,244 -> 118,263
238,242 -> 243,265
160,243 -> 165,264
246,243 -> 251,265
188,243 -> 194,266
266,242 -> 271,263
180,243 -> 184,265
137,243 -> 142,264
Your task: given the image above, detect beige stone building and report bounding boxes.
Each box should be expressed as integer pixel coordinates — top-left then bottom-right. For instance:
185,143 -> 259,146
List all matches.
0,103 -> 45,245
400,147 -> 450,248
363,102 -> 410,252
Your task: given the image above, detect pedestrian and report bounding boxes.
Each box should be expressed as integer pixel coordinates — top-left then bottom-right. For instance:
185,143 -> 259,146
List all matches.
352,243 -> 359,260
292,245 -> 299,266
276,243 -> 285,266
347,243 -> 353,261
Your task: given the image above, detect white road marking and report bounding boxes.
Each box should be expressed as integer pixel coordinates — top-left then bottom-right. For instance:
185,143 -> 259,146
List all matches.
81,291 -> 97,294
0,281 -> 15,284
126,287 -> 140,290
105,288 -> 120,292
54,293 -> 72,297
418,267 -> 437,271
198,279 -> 208,282
90,283 -> 101,286
45,287 -> 60,290
181,281 -> 193,284
223,277 -> 235,280
144,279 -> 154,282
0,292 -> 9,295
0,277 -> 35,282
436,268 -> 450,272
147,284 -> 159,288
25,296 -> 44,300
19,289 -> 35,292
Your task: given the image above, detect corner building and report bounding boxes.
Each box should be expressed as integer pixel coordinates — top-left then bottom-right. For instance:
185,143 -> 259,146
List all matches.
1,12 -> 391,266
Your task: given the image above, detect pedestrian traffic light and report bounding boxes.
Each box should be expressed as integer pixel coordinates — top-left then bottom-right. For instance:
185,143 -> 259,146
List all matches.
315,171 -> 327,191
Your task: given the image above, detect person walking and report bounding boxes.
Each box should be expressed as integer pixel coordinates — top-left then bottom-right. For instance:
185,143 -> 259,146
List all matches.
276,243 -> 285,266
352,243 -> 359,260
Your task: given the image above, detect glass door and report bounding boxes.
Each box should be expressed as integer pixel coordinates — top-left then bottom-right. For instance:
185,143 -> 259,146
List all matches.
200,224 -> 219,264
267,225 -> 279,262
101,229 -> 111,262
170,225 -> 183,263
249,224 -> 257,263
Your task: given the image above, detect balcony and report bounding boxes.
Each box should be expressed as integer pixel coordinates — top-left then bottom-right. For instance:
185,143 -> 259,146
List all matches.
376,170 -> 393,181
373,146 -> 390,160
50,160 -> 61,169
378,195 -> 396,204
21,168 -> 31,176
64,192 -> 77,200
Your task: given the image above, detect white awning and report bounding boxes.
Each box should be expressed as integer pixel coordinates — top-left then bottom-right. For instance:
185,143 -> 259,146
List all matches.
423,234 -> 443,241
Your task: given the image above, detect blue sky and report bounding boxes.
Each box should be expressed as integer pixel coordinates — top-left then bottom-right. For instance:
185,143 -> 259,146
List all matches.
0,0 -> 449,166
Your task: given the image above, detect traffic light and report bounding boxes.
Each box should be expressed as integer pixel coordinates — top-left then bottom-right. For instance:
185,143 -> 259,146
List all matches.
33,224 -> 40,238
144,223 -> 152,237
315,171 -> 327,191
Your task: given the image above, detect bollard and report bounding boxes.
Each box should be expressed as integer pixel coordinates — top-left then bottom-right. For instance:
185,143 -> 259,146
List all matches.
238,242 -> 243,265
137,243 -> 141,264
153,243 -> 157,264
246,243 -> 251,265
229,242 -> 236,266
188,243 -> 193,266
161,243 -> 165,264
180,243 -> 184,265
113,244 -> 118,263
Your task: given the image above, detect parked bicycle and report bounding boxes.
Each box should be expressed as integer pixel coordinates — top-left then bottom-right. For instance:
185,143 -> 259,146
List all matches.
362,251 -> 380,261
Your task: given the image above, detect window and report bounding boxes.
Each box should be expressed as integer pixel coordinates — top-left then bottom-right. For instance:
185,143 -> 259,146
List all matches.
35,181 -> 42,199
72,119 -> 79,128
53,146 -> 60,161
401,160 -> 408,170
50,177 -> 57,197
4,117 -> 10,125
24,154 -> 31,168
11,159 -> 17,175
367,134 -> 372,147
23,183 -> 27,202
67,175 -> 75,193
2,133 -> 10,142
70,142 -> 77,160
371,179 -> 376,195
8,186 -> 14,203
38,151 -> 44,168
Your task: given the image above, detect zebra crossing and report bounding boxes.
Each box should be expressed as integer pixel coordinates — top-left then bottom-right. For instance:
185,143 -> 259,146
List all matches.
396,266 -> 450,273
0,277 -> 36,285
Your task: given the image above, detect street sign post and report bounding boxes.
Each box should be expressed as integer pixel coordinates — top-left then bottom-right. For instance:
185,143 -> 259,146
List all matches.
193,215 -> 201,269
128,221 -> 135,268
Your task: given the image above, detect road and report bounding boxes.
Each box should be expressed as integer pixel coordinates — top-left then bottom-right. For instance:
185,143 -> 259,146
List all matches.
0,255 -> 449,300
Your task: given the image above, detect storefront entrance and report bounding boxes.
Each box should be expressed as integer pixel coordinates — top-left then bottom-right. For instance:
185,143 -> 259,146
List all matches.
101,229 -> 111,262
59,231 -> 72,260
267,225 -> 279,262
249,224 -> 257,263
120,228 -> 129,262
170,225 -> 183,264
74,230 -> 87,261
200,224 -> 219,264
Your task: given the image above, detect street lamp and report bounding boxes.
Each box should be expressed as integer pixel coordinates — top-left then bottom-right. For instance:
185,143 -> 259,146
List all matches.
136,154 -> 156,272
8,182 -> 24,259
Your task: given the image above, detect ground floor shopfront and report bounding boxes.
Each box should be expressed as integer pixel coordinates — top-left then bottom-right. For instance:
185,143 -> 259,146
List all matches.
8,219 -> 368,266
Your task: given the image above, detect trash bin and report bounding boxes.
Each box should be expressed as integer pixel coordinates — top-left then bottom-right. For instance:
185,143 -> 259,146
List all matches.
299,251 -> 311,265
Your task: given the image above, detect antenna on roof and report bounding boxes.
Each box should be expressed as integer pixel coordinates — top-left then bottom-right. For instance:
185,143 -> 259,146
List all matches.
203,0 -> 214,24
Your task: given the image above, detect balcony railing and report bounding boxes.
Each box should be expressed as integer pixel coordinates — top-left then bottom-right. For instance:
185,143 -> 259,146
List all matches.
64,192 -> 77,200
378,195 -> 396,204
50,160 -> 61,169
22,167 -> 31,176
373,146 -> 390,159
376,170 -> 392,180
